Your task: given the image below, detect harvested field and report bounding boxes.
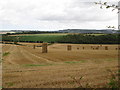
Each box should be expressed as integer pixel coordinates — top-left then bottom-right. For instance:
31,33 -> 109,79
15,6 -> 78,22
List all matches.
2,43 -> 119,88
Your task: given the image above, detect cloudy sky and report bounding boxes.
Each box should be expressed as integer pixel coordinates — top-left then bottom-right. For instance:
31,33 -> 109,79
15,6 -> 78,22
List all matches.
0,0 -> 119,31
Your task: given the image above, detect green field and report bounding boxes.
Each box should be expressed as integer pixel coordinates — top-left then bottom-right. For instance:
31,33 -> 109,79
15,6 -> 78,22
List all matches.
2,33 -> 118,44
14,33 -> 67,36
6,33 -> 67,42
19,35 -> 63,42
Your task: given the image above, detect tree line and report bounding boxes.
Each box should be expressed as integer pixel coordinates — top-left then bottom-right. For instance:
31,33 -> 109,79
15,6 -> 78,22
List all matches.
2,34 -> 120,44
57,34 -> 120,44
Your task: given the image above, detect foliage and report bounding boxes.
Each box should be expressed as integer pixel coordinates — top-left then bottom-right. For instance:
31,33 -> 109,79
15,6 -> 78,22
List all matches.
6,31 -> 61,35
69,69 -> 119,88
95,1 -> 119,30
57,34 -> 119,44
106,69 -> 119,88
69,75 -> 91,88
2,33 -> 119,44
94,1 -> 118,13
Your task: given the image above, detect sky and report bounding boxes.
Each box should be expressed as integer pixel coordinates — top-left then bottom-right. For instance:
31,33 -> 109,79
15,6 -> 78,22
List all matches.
118,1 -> 120,30
0,0 -> 119,31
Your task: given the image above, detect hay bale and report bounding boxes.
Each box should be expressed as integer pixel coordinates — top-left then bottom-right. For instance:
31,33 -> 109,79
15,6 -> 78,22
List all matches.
67,45 -> 72,51
42,43 -> 48,53
105,46 -> 108,50
33,45 -> 36,49
83,47 -> 85,50
96,46 -> 99,50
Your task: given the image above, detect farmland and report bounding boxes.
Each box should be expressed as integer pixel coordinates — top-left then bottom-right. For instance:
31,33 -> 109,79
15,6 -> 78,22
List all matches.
3,33 -> 67,43
2,33 -> 119,44
2,43 -> 119,88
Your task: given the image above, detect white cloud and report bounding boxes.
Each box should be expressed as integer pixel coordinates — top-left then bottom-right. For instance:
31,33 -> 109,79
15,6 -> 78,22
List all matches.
0,0 -> 118,30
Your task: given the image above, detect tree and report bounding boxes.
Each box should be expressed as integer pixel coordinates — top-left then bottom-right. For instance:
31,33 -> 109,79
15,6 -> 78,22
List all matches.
94,1 -> 119,30
94,1 -> 119,12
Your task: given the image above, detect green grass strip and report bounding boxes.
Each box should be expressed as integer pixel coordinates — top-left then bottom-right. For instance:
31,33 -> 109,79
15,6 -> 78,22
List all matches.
64,60 -> 86,64
24,64 -> 54,67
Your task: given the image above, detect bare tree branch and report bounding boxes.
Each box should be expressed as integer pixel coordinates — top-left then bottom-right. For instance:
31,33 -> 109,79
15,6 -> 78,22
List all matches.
95,1 -> 119,30
94,1 -> 118,13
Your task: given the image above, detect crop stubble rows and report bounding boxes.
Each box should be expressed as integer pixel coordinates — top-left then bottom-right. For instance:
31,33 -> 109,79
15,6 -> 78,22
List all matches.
2,44 -> 118,88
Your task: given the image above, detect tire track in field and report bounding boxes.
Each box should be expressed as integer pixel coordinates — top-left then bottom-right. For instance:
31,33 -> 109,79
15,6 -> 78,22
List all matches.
3,45 -> 54,65
16,46 -> 38,64
21,46 -> 54,63
2,44 -> 12,53
3,45 -> 33,65
3,45 -> 18,65
22,46 -> 64,64
17,46 -> 49,64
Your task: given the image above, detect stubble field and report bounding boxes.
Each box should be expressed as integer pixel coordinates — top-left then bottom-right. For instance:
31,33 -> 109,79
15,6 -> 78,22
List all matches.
2,43 -> 119,88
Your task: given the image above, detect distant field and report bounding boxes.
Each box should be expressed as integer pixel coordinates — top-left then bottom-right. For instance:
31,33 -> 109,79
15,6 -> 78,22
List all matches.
5,33 -> 68,42
18,35 -> 64,42
3,33 -> 117,44
9,33 -> 105,36
9,33 -> 68,36
8,33 -> 106,42
84,33 -> 106,36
